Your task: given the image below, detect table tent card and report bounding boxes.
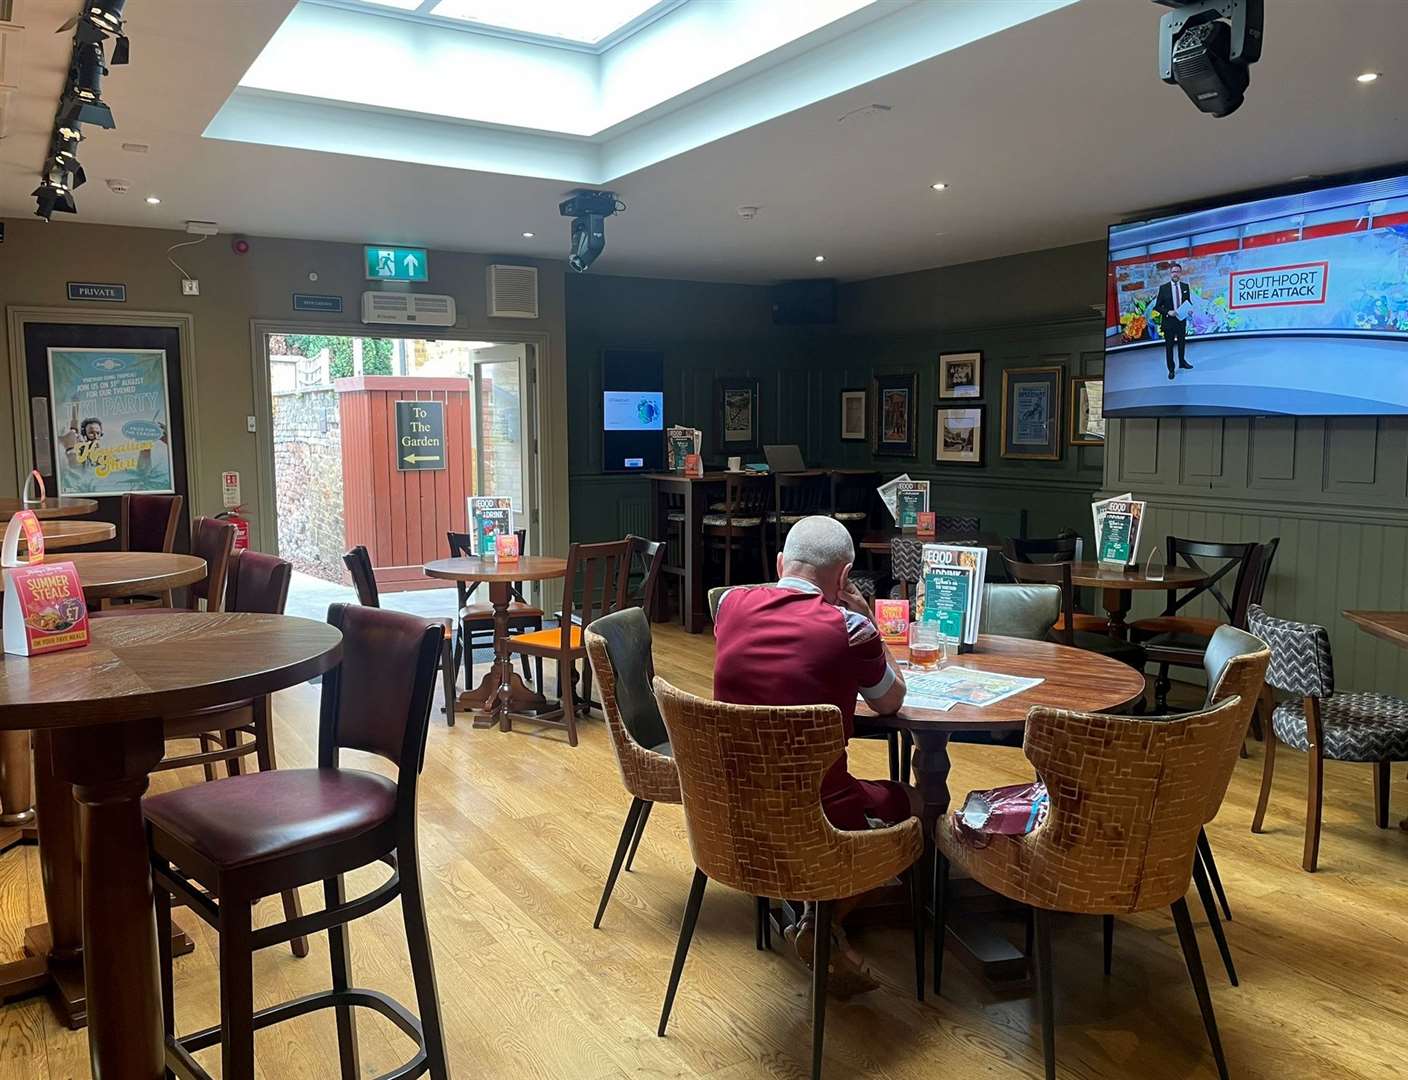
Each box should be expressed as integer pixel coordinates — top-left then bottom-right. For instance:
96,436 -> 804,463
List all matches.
1090,492 -> 1133,553
918,543 -> 987,649
1,510 -> 45,567
494,532 -> 520,561
1097,498 -> 1146,568
916,511 -> 937,538
22,469 -> 46,506
874,598 -> 910,644
468,496 -> 513,556
3,560 -> 90,656
667,427 -> 702,472
894,480 -> 930,530
877,473 -> 913,524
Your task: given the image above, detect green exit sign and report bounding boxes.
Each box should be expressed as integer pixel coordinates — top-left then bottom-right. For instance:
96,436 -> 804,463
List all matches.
364,245 -> 429,282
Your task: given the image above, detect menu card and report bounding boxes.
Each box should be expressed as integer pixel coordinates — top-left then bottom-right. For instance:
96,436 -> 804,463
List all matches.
916,511 -> 936,538
667,426 -> 702,472
919,543 -> 987,646
468,496 -> 513,556
3,561 -> 91,656
895,480 -> 930,529
874,598 -> 910,644
495,532 -> 520,561
1,510 -> 45,567
683,453 -> 704,478
1097,498 -> 1146,568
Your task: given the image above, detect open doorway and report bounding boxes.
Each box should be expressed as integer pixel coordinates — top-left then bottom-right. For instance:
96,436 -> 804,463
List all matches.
260,331 -> 539,621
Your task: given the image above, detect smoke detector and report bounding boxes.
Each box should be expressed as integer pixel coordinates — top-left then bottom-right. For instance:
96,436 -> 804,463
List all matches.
737,206 -> 760,221
105,178 -> 132,195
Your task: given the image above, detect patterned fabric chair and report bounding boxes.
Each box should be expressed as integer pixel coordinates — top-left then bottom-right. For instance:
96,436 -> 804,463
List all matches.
935,674 -> 1264,1080
654,677 -> 925,1080
889,536 -> 924,598
1247,603 -> 1408,872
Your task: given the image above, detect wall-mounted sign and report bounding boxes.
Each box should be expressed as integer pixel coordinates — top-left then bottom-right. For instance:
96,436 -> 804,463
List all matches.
67,282 -> 127,303
394,400 -> 445,471
365,245 -> 429,283
292,292 -> 344,313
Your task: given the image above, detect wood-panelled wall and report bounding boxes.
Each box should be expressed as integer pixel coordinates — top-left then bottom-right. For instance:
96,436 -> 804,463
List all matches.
1108,415 -> 1408,694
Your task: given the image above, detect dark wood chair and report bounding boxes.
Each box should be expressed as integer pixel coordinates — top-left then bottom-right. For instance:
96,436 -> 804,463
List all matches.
120,492 -> 183,552
154,549 -> 309,958
447,528 -> 544,691
654,677 -> 926,1080
624,535 -> 666,615
1002,555 -> 1147,672
771,471 -> 832,564
1005,534 -> 1108,633
92,516 -> 235,617
344,544 -> 457,726
1248,603 -> 1408,872
1130,538 -> 1261,711
506,538 -> 633,746
146,603 -> 450,1080
703,474 -> 771,585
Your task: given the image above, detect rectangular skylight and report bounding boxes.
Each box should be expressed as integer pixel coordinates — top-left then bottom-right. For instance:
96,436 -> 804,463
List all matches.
430,0 -> 665,45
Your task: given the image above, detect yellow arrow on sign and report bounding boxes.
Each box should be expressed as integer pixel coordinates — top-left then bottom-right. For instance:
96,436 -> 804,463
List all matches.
403,453 -> 441,464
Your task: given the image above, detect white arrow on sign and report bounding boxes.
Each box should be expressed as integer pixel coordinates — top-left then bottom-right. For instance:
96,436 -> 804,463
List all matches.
403,453 -> 440,465
402,253 -> 420,276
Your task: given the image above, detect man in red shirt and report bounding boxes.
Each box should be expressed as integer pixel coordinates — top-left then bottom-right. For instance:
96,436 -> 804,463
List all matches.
713,515 -> 916,992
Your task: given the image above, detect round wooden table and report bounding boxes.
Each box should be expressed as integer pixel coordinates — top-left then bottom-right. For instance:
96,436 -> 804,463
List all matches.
424,556 -> 568,732
0,497 -> 98,521
858,634 -> 1146,984
1067,560 -> 1209,639
0,612 -> 342,1079
35,519 -> 116,550
0,551 -> 207,600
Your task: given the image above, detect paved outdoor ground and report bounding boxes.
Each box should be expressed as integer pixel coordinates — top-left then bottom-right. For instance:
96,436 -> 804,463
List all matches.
286,569 -> 460,622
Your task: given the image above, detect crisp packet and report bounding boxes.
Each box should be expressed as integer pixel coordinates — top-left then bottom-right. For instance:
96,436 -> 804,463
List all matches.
953,782 -> 1048,847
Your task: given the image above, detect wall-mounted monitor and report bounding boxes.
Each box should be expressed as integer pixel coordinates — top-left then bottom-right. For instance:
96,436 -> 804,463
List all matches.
601,348 -> 665,472
1105,171 -> 1408,417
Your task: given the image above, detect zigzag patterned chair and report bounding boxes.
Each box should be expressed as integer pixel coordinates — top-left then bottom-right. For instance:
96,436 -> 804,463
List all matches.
1247,604 -> 1408,872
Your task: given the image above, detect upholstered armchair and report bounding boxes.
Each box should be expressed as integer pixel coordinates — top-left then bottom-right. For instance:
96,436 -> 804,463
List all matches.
654,677 -> 924,1080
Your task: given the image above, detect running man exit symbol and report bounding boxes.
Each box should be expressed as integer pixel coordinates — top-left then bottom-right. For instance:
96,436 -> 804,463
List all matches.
364,245 -> 430,282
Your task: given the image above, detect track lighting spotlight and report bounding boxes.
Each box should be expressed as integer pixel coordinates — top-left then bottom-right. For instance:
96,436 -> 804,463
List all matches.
61,40 -> 116,128
52,126 -> 84,166
33,163 -> 81,220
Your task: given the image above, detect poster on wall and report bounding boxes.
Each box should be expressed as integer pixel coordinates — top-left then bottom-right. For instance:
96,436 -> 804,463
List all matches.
48,348 -> 174,496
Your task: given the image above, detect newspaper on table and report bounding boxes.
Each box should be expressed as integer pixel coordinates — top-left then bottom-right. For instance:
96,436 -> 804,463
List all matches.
918,544 -> 987,645
877,473 -> 912,524
903,667 -> 1044,710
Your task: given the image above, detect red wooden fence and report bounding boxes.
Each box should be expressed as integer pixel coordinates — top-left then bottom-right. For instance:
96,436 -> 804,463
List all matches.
336,376 -> 474,591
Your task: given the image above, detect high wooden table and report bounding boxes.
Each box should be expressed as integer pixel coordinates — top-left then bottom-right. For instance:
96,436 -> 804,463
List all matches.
0,612 -> 341,1079
0,497 -> 98,521
36,519 -> 116,550
648,472 -> 732,634
858,635 -> 1146,982
423,556 -> 568,731
859,529 -> 1005,555
1342,610 -> 1408,829
1068,560 -> 1209,639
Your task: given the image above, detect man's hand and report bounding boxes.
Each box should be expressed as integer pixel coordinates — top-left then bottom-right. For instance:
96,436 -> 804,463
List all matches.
838,580 -> 873,620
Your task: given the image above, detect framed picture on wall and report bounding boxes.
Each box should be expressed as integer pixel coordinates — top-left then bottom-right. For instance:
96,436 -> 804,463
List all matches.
715,377 -> 760,453
873,372 -> 918,457
935,405 -> 985,465
840,388 -> 867,442
1069,377 -> 1105,446
938,351 -> 983,399
1000,365 -> 1062,460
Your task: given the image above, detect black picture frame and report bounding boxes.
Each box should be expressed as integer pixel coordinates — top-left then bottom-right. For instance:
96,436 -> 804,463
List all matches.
715,376 -> 760,454
1000,365 -> 1063,461
873,372 -> 918,457
938,351 -> 983,399
934,404 -> 985,466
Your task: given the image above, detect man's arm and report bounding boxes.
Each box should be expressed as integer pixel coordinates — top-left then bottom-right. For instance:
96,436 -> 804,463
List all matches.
839,581 -> 907,715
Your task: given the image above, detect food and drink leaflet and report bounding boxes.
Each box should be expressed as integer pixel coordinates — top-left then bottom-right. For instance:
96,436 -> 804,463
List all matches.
918,543 -> 987,645
894,480 -> 930,529
468,496 -> 513,556
667,427 -> 702,472
1093,493 -> 1146,568
3,560 -> 90,657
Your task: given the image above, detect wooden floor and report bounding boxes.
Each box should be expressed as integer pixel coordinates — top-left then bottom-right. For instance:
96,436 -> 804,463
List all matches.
2,622 -> 1407,1079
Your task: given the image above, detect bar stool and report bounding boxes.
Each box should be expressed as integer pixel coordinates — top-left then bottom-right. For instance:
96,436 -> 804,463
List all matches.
146,603 -> 450,1080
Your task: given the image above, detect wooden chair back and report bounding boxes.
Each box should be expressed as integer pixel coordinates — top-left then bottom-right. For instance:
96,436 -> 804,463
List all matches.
556,538 -> 634,649
1001,555 -> 1076,645
1249,537 -> 1280,607
1014,693 -> 1251,913
774,472 -> 832,519
829,470 -> 879,526
189,517 -> 236,612
624,535 -> 666,614
320,604 -> 443,785
654,676 -> 922,901
584,609 -> 679,805
447,529 -> 529,607
1159,538 -> 1259,627
714,474 -> 771,529
343,545 -> 380,607
121,493 -> 183,553
1007,534 -> 1083,564
225,550 -> 292,615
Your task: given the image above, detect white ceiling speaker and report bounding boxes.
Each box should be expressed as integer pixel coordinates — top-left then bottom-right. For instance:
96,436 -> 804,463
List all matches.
361,291 -> 457,328
487,264 -> 539,319
105,178 -> 132,195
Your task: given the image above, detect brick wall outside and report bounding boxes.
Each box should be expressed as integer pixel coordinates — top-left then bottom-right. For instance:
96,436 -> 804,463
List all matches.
272,387 -> 345,582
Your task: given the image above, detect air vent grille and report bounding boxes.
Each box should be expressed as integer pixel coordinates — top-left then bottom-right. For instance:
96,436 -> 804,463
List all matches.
488,264 -> 539,319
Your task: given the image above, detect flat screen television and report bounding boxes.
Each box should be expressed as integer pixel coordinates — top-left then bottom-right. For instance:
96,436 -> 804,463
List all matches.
1105,171 -> 1408,417
601,348 -> 665,472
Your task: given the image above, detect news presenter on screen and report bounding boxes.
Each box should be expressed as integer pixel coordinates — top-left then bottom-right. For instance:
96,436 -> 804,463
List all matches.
1154,262 -> 1194,379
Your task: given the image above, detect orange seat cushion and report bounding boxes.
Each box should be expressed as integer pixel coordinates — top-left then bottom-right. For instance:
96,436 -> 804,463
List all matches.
508,624 -> 582,651
1129,614 -> 1221,639
1052,612 -> 1109,633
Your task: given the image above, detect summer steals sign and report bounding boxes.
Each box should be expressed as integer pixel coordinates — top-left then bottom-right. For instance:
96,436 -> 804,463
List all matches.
1228,262 -> 1329,309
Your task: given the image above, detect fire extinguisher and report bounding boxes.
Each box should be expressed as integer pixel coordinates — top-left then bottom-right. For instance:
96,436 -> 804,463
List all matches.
217,507 -> 251,551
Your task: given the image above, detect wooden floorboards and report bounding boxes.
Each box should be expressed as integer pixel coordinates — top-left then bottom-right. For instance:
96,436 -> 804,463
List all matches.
2,622 -> 1407,1078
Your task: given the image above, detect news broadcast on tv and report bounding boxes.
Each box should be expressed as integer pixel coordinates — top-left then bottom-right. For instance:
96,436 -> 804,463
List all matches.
1105,172 -> 1408,416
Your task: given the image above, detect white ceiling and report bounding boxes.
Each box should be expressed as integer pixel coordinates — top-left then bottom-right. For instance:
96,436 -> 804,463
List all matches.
1,0 -> 1405,284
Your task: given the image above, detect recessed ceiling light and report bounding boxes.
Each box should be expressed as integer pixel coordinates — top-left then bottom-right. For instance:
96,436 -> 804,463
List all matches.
930,182 -> 948,191
814,255 -> 826,263
145,195 -> 161,205
1357,71 -> 1380,83
521,231 -> 535,238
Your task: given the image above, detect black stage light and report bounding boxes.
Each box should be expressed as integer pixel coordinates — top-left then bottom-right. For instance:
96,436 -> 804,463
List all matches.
61,40 -> 116,128
86,0 -> 127,36
52,125 -> 84,166
558,190 -> 621,272
33,165 -> 80,220
1172,18 -> 1248,117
